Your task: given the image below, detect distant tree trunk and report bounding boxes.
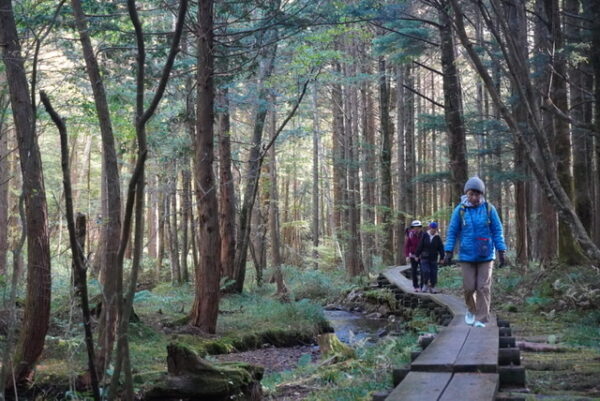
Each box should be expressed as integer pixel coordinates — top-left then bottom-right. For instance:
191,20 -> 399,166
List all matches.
395,67 -> 407,264
217,87 -> 236,283
544,0 -> 586,264
583,0 -> 600,245
331,53 -> 345,240
147,173 -> 158,259
0,0 -> 52,384
582,0 -> 600,245
566,0 -> 593,235
378,56 -> 394,266
404,64 -> 416,216
346,87 -> 365,276
531,0 -> 558,261
191,0 -> 221,332
70,0 -> 122,376
181,168 -> 191,282
439,0 -> 468,201
311,85 -> 320,269
232,28 -> 278,293
361,66 -> 376,269
268,115 -> 288,297
156,178 -> 166,280
0,74 -> 9,276
168,170 -> 181,284
250,177 -> 268,287
505,0 -> 529,264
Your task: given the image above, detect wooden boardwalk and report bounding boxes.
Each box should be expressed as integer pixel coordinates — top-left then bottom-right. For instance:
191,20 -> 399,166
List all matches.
378,266 -> 524,401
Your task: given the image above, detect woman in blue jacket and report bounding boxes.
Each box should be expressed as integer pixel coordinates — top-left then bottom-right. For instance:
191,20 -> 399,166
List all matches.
443,177 -> 507,328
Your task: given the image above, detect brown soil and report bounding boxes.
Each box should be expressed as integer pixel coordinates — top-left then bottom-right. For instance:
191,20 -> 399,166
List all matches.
213,345 -> 320,401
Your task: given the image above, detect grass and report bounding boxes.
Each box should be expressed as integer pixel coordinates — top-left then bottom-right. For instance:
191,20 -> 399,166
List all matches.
262,333 -> 419,401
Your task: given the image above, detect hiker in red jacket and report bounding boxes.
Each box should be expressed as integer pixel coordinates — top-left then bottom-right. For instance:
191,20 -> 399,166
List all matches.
404,220 -> 423,292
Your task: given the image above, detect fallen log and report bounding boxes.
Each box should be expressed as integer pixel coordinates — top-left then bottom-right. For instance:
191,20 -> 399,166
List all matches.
144,343 -> 263,401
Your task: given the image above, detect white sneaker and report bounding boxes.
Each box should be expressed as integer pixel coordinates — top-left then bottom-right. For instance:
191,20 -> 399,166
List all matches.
473,321 -> 486,328
465,311 -> 475,326
422,284 -> 429,293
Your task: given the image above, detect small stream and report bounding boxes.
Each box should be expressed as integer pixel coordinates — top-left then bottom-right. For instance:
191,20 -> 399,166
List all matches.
323,309 -> 402,344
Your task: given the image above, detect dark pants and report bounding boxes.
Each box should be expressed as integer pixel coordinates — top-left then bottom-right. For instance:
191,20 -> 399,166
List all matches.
410,258 -> 421,288
421,260 -> 438,288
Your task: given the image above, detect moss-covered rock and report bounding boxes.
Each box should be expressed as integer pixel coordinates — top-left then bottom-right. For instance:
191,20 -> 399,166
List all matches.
144,343 -> 263,401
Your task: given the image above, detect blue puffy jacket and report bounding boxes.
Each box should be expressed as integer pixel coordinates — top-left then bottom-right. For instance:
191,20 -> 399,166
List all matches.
444,197 -> 507,262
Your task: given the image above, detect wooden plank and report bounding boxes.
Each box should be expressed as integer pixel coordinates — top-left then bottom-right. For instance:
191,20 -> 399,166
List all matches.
438,373 -> 499,401
411,326 -> 470,372
454,326 -> 499,373
386,372 -> 452,401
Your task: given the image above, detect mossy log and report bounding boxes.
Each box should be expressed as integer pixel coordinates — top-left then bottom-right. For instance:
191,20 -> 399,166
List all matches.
144,343 -> 263,401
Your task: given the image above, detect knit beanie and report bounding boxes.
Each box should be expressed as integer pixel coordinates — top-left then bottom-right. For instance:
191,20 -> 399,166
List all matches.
464,176 -> 485,194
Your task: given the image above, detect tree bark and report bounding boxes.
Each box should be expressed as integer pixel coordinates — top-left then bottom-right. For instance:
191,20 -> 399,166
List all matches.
181,168 -> 191,283
217,87 -> 236,282
268,116 -> 288,297
169,170 -> 181,284
191,0 -> 221,332
311,85 -> 320,269
70,0 -> 122,375
361,63 -> 377,268
439,0 -> 468,202
232,20 -> 278,293
0,72 -> 9,276
0,0 -> 52,384
379,56 -> 394,266
395,67 -> 407,264
505,0 -> 529,264
566,0 -> 593,236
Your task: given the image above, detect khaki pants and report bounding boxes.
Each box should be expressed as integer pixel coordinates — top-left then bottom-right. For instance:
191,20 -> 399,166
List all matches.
460,261 -> 493,323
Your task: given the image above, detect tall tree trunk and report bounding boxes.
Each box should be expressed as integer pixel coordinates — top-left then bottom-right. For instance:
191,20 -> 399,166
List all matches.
361,63 -> 377,268
217,87 -> 236,282
169,169 -> 181,284
232,25 -> 278,293
583,0 -> 600,245
191,0 -> 221,332
0,0 -> 52,384
331,52 -> 345,241
0,72 -> 9,276
506,0 -> 529,264
404,64 -> 416,216
439,0 -> 468,202
147,173 -> 158,259
268,109 -> 288,297
311,85 -> 320,269
379,57 -> 394,266
545,0 -> 586,264
181,168 -> 191,283
395,67 -> 407,264
566,0 -> 593,235
156,176 -> 166,280
70,0 -> 122,375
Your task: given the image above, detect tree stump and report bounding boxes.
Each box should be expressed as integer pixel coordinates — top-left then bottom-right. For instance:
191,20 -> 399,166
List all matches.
144,343 -> 264,401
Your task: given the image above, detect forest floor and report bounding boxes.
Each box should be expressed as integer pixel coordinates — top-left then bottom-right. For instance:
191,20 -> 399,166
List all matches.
10,259 -> 600,400
438,262 -> 600,400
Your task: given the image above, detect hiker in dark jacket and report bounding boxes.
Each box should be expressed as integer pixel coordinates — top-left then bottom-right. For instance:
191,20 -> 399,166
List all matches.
416,221 -> 445,293
404,220 -> 423,292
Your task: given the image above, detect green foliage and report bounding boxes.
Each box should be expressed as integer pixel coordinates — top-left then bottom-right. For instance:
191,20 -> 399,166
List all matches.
280,265 -> 353,302
263,333 -> 418,401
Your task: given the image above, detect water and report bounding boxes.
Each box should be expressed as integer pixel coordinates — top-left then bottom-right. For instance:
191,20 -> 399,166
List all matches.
323,309 -> 402,344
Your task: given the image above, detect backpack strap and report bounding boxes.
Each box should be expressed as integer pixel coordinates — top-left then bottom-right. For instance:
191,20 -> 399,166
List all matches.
459,202 -> 492,227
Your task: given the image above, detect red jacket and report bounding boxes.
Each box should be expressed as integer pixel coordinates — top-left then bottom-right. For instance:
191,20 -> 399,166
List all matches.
404,229 -> 423,258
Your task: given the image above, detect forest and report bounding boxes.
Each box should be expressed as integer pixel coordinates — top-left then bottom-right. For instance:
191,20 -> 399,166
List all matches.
0,0 -> 599,399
